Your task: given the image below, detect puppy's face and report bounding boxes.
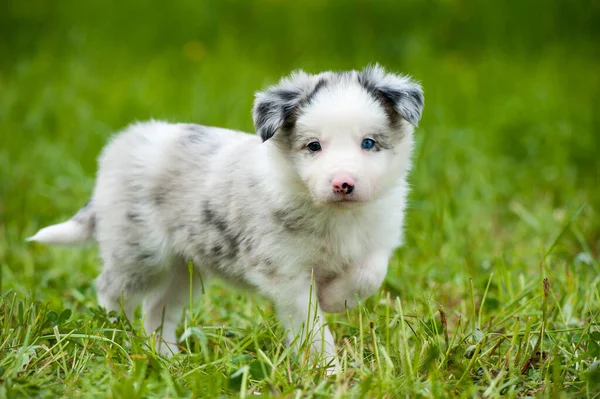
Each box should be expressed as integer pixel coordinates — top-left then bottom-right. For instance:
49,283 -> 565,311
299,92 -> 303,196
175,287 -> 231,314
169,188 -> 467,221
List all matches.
253,65 -> 424,205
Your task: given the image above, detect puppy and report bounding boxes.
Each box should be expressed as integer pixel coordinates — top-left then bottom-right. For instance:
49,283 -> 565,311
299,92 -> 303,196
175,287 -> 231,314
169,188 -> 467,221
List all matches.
28,65 -> 424,372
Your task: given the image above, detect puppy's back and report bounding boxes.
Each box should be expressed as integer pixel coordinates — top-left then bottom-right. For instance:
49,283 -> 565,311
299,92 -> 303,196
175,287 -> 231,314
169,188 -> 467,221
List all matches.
91,122 -> 257,258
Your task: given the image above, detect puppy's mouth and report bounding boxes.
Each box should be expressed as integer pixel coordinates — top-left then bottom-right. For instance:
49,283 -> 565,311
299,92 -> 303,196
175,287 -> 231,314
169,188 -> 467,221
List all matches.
329,194 -> 363,206
309,190 -> 367,207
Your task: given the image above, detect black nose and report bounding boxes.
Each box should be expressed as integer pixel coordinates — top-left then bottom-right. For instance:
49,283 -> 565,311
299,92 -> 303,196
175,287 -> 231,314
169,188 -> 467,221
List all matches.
332,179 -> 355,194
334,182 -> 354,194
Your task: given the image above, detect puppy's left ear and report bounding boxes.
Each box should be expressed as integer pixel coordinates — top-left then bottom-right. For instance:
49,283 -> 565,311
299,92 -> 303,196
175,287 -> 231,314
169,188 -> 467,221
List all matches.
359,65 -> 424,126
253,71 -> 325,142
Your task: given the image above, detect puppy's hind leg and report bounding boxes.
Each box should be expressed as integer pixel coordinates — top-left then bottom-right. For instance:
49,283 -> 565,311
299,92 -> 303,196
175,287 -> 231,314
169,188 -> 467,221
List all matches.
96,268 -> 145,323
96,240 -> 166,323
142,258 -> 204,357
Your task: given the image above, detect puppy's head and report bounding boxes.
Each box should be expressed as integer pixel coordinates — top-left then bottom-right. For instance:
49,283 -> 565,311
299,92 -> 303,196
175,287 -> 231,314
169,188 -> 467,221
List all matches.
253,65 -> 423,205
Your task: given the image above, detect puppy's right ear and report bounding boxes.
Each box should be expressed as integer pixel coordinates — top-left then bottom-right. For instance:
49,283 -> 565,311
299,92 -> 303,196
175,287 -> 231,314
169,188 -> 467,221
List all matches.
252,71 -> 325,142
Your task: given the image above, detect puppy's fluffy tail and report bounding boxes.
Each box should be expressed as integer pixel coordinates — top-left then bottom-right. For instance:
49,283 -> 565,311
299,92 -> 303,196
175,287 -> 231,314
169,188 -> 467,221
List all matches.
27,201 -> 96,246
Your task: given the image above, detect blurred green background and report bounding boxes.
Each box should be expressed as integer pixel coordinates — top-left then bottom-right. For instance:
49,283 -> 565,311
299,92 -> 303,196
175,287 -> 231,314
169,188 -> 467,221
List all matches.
1,0 -> 599,301
1,0 -> 599,396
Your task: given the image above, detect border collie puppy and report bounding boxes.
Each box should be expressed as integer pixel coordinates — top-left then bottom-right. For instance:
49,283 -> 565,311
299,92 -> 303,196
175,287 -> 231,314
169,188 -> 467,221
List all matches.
28,65 -> 424,373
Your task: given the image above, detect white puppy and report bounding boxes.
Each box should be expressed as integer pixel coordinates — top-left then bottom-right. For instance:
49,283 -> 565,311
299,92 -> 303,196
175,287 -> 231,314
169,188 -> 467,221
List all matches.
28,65 -> 424,372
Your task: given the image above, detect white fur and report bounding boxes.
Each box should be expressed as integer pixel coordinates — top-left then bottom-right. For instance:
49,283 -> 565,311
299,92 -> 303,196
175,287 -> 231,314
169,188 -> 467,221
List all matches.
27,220 -> 92,245
28,66 -> 423,373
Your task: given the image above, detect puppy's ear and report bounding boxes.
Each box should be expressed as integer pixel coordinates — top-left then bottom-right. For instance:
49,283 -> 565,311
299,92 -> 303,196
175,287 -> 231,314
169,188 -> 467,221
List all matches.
253,71 -> 325,142
358,64 -> 424,126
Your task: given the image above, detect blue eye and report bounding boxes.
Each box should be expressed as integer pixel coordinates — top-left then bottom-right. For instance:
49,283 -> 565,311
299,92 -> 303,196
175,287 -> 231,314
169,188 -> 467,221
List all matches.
361,138 -> 376,149
307,141 -> 322,152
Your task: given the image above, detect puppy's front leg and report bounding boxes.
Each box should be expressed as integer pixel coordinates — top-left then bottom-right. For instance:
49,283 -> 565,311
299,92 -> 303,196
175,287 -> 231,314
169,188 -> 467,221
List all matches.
318,251 -> 390,313
270,276 -> 339,374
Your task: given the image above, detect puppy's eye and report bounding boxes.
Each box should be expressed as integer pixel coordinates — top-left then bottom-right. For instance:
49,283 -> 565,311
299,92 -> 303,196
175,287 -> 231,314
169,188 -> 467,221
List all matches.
361,138 -> 376,149
307,141 -> 322,152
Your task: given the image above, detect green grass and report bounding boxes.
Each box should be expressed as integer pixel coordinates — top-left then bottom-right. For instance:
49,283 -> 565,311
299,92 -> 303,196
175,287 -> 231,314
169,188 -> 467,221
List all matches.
1,0 -> 599,397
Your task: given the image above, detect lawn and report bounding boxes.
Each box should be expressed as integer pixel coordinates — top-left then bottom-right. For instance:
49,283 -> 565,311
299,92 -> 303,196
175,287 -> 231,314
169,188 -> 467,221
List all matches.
1,0 -> 599,397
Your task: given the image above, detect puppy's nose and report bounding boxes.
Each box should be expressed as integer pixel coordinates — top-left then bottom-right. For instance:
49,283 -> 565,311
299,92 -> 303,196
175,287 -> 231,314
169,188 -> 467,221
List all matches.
332,176 -> 355,195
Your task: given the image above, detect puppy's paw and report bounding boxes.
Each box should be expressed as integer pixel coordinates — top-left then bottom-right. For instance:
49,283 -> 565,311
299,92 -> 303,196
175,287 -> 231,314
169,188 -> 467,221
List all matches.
318,278 -> 358,313
319,298 -> 350,314
323,358 -> 341,376
302,349 -> 340,376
